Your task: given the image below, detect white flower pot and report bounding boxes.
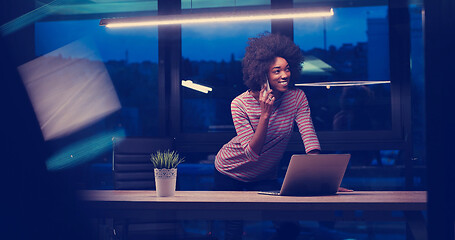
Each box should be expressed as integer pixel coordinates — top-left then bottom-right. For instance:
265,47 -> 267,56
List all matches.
154,168 -> 177,197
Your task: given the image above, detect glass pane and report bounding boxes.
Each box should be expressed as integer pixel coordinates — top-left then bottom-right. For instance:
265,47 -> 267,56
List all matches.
409,4 -> 425,165
294,6 -> 392,131
181,22 -> 270,132
341,149 -> 406,190
307,150 -> 406,190
35,20 -> 159,138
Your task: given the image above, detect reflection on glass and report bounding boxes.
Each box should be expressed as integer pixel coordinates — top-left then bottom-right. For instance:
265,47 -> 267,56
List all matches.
333,86 -> 375,131
327,149 -> 407,190
181,21 -> 270,132
409,4 -> 425,164
18,38 -> 121,140
46,128 -> 126,171
294,6 -> 392,131
35,20 -> 159,137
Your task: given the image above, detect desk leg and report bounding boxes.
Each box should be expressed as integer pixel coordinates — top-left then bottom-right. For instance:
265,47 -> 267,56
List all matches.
91,218 -> 115,240
405,211 -> 427,240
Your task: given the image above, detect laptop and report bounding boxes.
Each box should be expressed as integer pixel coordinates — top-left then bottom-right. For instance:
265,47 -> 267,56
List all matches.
259,154 -> 351,196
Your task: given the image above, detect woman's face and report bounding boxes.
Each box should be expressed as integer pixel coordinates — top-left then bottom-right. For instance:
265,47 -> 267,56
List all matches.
267,57 -> 291,97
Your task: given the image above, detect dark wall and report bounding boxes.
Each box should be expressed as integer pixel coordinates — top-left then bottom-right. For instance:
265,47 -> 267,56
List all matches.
0,0 -> 35,66
1,1 -> 95,238
424,0 -> 455,239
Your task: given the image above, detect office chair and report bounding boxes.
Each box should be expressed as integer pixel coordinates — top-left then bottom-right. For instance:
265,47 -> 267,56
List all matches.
113,137 -> 173,190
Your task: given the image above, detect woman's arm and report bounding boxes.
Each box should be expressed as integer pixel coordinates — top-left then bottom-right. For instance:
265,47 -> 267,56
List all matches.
230,88 -> 275,160
248,88 -> 274,155
295,90 -> 321,153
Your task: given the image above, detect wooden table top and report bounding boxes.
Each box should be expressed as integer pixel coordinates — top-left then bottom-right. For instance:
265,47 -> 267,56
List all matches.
79,190 -> 426,211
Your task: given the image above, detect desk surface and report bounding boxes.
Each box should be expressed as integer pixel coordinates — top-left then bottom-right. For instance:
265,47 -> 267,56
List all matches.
79,190 -> 426,212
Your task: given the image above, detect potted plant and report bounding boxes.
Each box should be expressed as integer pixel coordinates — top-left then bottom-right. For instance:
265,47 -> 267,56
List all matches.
150,150 -> 185,197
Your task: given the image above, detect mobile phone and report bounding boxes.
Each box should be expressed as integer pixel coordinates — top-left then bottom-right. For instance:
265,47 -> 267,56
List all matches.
263,77 -> 271,98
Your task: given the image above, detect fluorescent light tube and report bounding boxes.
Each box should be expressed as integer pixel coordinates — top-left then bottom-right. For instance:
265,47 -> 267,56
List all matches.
100,8 -> 333,28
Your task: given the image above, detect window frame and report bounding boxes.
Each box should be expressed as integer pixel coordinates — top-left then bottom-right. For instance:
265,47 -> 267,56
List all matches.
34,0 -> 415,187
171,1 -> 411,156
37,0 -> 411,154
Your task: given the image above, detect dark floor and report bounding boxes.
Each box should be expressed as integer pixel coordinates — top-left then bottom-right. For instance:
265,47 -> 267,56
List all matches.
178,220 -> 407,240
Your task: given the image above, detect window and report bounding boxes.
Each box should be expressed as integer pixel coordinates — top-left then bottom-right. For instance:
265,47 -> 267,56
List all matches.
294,6 -> 392,132
181,22 -> 270,132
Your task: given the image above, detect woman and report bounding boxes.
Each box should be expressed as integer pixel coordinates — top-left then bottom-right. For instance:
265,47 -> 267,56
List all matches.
215,32 -> 320,183
214,32 -> 320,240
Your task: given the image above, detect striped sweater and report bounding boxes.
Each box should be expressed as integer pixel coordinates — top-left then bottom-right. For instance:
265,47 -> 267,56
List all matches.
215,88 -> 320,182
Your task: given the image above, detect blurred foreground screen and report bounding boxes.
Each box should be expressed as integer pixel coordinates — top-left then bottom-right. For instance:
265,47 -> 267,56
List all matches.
18,39 -> 121,140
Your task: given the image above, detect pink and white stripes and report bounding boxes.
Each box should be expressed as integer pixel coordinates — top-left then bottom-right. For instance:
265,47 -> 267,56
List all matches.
215,89 -> 320,182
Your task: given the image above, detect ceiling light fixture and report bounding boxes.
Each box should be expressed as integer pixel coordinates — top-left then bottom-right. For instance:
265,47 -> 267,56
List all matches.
100,8 -> 333,28
295,81 -> 390,89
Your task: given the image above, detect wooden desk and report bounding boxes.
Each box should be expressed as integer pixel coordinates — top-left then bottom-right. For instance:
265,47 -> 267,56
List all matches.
79,190 -> 427,239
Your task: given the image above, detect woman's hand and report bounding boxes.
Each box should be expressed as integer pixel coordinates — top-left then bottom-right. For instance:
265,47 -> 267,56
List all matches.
248,86 -> 275,155
259,87 -> 275,119
338,187 -> 354,192
308,149 -> 321,155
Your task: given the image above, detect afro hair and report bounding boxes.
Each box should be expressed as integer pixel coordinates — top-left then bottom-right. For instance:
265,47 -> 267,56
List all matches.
242,32 -> 303,91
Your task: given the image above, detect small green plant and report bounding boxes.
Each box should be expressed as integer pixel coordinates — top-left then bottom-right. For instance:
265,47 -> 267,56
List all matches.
150,150 -> 185,169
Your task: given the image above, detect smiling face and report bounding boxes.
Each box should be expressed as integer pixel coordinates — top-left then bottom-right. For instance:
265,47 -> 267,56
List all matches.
267,57 -> 291,98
